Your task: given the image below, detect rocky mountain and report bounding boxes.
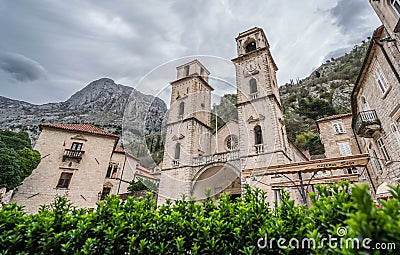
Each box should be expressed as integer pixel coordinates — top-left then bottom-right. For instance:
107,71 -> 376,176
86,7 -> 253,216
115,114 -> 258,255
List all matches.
0,38 -> 370,163
279,39 -> 370,154
0,78 -> 167,159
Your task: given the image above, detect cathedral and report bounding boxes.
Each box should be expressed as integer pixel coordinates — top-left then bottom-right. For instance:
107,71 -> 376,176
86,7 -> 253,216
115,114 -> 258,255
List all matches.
158,27 -> 308,204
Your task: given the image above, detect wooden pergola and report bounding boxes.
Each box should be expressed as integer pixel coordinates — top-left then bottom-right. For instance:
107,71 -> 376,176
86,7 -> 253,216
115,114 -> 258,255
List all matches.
270,173 -> 360,188
242,154 -> 370,204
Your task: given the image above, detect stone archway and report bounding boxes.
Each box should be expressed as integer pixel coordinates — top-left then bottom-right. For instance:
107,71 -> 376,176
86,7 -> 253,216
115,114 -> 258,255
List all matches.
191,162 -> 241,200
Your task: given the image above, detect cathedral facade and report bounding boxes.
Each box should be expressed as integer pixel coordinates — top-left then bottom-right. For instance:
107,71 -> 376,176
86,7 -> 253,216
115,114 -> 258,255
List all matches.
158,27 -> 308,204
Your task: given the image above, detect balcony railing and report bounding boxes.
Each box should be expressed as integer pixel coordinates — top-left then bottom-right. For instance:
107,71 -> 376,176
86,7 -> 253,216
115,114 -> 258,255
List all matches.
173,159 -> 180,167
250,92 -> 259,100
255,144 -> 264,154
353,110 -> 381,138
63,149 -> 85,162
193,150 -> 239,166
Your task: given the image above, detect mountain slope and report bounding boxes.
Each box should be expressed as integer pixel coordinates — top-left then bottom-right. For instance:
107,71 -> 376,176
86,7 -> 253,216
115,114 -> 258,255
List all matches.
0,78 -> 167,159
279,40 -> 370,154
65,78 -> 132,114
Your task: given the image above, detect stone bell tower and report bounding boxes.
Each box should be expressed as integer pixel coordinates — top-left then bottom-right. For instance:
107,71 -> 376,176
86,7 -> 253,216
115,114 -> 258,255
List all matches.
158,59 -> 213,203
232,27 -> 291,172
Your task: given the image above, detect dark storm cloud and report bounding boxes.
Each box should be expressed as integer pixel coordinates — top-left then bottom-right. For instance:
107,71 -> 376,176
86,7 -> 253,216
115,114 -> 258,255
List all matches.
0,0 -> 381,104
330,0 -> 375,34
0,53 -> 46,82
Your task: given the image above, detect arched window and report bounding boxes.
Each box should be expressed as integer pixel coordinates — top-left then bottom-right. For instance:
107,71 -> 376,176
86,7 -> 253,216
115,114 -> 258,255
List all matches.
179,102 -> 185,116
245,41 -> 256,53
175,143 -> 181,159
361,96 -> 370,111
249,78 -> 258,94
100,183 -> 113,200
254,125 -> 263,145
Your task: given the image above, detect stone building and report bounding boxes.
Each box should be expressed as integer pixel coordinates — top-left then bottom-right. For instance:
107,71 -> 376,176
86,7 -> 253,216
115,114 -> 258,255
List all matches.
349,1 -> 400,198
369,0 -> 400,43
11,123 -> 140,213
317,113 -> 358,158
316,113 -> 370,184
158,28 -> 308,205
351,14 -> 400,198
103,145 -> 139,199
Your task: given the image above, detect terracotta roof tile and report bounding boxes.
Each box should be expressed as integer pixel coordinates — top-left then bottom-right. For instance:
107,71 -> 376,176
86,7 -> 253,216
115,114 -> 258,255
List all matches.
40,123 -> 119,138
137,165 -> 151,172
136,165 -> 159,181
114,146 -> 125,153
136,171 -> 159,181
316,113 -> 352,122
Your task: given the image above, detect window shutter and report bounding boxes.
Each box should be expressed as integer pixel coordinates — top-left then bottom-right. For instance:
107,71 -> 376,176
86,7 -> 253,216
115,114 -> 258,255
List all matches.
333,124 -> 339,134
375,68 -> 388,93
333,123 -> 344,134
338,142 -> 352,156
377,138 -> 391,162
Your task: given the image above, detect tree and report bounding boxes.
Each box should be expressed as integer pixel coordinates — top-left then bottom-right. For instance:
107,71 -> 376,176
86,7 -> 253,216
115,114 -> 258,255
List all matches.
210,94 -> 238,132
128,179 -> 147,192
0,130 -> 31,150
0,130 -> 41,190
296,98 -> 336,120
16,148 -> 41,177
0,145 -> 22,190
303,135 -> 325,155
296,131 -> 325,155
128,178 -> 158,193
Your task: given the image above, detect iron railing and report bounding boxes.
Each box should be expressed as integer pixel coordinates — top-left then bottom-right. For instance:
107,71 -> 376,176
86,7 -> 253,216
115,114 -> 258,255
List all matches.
193,150 -> 239,166
353,110 -> 381,136
63,149 -> 84,161
173,160 -> 180,167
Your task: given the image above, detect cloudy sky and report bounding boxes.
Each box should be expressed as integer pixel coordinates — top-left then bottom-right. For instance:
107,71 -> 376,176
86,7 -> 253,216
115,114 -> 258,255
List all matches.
0,0 -> 380,104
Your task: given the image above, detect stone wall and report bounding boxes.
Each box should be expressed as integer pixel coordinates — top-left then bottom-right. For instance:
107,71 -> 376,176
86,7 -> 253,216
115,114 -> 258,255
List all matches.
354,27 -> 400,194
11,127 -> 118,213
318,115 -> 359,158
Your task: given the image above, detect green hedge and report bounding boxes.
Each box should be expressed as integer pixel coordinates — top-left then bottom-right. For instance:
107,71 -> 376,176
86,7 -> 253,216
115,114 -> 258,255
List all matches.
0,183 -> 399,254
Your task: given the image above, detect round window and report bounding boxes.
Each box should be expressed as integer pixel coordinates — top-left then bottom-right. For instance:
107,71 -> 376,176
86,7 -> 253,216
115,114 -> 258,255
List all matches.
226,135 -> 239,151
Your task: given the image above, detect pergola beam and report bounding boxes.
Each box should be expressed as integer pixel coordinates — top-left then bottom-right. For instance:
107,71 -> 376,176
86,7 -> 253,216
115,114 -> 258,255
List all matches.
269,173 -> 360,188
242,154 -> 370,178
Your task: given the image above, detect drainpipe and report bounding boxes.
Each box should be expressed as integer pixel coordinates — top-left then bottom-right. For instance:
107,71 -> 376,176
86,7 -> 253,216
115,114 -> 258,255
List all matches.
352,127 -> 376,194
117,153 -> 128,194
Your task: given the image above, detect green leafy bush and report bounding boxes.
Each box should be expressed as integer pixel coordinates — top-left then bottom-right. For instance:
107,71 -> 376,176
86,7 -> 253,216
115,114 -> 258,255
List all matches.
0,183 -> 399,254
0,130 -> 41,190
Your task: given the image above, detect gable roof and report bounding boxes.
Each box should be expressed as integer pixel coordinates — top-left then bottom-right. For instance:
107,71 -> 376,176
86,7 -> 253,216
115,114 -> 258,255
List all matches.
316,113 -> 352,122
40,123 -> 119,139
213,119 -> 238,135
136,165 -> 159,181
